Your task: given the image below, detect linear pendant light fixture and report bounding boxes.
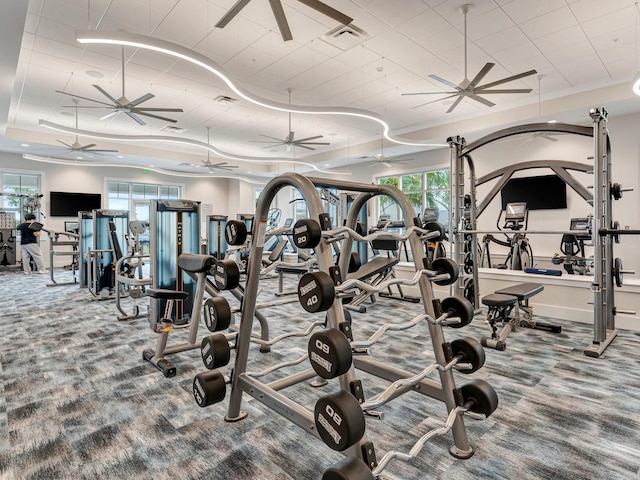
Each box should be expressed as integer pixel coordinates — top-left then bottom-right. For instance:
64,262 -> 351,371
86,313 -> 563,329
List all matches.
74,30 -> 446,148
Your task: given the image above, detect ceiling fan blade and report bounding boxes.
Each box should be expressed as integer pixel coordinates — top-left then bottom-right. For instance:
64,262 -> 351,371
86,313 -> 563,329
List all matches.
215,0 -> 252,28
127,93 -> 155,107
78,143 -> 97,150
93,84 -> 120,105
56,90 -> 113,107
133,110 -> 178,123
466,92 -> 496,108
476,69 -> 537,90
56,140 -> 73,149
402,91 -> 458,96
294,135 -> 324,142
125,111 -> 146,125
61,105 -> 112,109
446,95 -> 465,114
100,110 -> 120,121
296,0 -> 353,26
297,141 -> 330,146
543,134 -> 559,142
475,89 -> 533,94
428,74 -> 462,91
135,107 -> 184,112
84,148 -> 119,153
258,134 -> 285,142
467,63 -> 495,90
411,93 -> 459,110
294,143 -> 316,151
269,0 -> 293,41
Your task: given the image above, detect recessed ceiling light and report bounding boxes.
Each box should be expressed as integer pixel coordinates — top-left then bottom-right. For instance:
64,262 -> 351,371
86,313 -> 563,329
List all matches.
117,155 -> 124,158
21,143 -> 29,147
247,171 -> 252,174
148,164 -> 155,167
548,120 -> 557,123
86,70 -> 104,78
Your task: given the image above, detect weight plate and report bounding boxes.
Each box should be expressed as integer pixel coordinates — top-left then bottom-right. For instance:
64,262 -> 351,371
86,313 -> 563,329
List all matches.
193,370 -> 226,408
424,221 -> 445,242
314,390 -> 366,451
292,219 -> 322,249
431,257 -> 459,286
204,297 -> 232,332
612,220 -> 620,244
225,220 -> 248,246
308,329 -> 353,379
298,271 -> 335,313
322,457 -> 375,480
459,379 -> 499,418
213,259 -> 240,291
441,295 -> 474,328
200,334 -> 231,370
613,257 -> 623,288
450,337 -> 485,373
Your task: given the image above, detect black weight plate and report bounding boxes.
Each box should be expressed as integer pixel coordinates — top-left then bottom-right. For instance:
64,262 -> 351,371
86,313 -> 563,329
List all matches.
450,337 -> 485,373
292,219 -> 322,249
314,390 -> 366,451
348,252 -> 361,273
193,370 -> 226,407
460,379 -> 499,418
431,257 -> 459,286
225,220 -> 248,246
614,257 -> 623,288
212,259 -> 240,291
322,457 -> 374,480
424,221 -> 445,242
298,271 -> 335,313
308,329 -> 353,379
204,297 -> 232,332
200,334 -> 231,370
441,295 -> 474,328
612,220 -> 620,244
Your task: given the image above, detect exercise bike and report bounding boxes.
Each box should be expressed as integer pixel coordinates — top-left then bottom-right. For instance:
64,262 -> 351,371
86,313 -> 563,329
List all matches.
479,202 -> 533,271
552,216 -> 593,275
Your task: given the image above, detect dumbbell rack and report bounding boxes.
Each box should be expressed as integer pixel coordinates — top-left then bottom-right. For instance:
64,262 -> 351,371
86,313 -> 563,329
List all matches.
218,172 -> 494,478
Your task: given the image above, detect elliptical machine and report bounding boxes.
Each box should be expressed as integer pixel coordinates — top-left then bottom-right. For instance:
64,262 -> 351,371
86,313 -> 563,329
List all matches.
552,216 -> 593,275
480,202 -> 533,271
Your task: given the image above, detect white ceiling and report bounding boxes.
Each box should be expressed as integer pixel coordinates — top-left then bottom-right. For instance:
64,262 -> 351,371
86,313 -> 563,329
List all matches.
1,0 -> 640,179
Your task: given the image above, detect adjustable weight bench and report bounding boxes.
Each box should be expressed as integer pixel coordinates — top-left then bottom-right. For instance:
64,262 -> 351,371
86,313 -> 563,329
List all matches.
342,256 -> 400,313
480,282 -> 561,351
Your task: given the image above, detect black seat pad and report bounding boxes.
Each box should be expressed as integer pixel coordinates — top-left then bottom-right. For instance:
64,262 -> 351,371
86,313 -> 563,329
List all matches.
495,283 -> 544,300
347,256 -> 399,282
147,288 -> 189,300
178,253 -> 216,273
482,293 -> 518,307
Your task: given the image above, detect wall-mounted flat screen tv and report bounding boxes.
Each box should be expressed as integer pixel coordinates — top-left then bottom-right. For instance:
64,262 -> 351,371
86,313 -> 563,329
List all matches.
49,191 -> 102,217
500,175 -> 567,210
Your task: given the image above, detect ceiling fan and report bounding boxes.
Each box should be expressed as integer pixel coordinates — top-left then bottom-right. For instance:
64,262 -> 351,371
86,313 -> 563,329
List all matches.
52,99 -> 119,158
522,75 -> 562,144
202,127 -> 239,171
215,0 -> 353,41
252,89 -> 329,152
359,137 -> 411,167
402,3 -> 537,113
56,47 -> 183,125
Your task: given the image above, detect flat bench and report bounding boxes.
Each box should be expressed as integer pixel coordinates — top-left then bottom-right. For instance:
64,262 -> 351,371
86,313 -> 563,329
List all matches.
481,282 -> 560,351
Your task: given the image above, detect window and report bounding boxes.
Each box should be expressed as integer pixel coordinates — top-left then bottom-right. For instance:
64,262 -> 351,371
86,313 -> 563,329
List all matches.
107,180 -> 181,213
377,169 -> 450,225
1,173 -> 41,224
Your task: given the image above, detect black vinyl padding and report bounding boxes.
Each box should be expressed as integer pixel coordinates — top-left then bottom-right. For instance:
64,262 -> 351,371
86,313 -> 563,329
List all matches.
482,293 -> 518,307
147,288 -> 189,300
178,253 -> 216,273
495,282 -> 544,300
347,256 -> 398,282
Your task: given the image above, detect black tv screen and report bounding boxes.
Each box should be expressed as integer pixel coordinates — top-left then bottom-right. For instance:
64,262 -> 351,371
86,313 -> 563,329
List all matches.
500,175 -> 567,210
49,191 -> 102,217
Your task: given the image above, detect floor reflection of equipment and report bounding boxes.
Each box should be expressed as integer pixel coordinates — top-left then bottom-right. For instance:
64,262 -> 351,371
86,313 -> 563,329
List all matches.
480,202 -> 532,271
552,217 -> 593,275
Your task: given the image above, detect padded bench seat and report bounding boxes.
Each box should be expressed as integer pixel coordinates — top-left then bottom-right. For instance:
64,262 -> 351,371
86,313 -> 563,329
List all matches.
482,293 -> 518,307
147,288 -> 189,300
495,282 -> 543,300
178,253 -> 216,273
347,256 -> 399,282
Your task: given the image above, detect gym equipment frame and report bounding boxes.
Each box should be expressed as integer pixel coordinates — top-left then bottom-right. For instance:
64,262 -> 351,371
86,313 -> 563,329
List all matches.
449,109 -> 631,357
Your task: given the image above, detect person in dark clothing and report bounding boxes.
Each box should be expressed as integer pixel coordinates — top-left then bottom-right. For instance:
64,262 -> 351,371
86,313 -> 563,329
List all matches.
16,213 -> 47,275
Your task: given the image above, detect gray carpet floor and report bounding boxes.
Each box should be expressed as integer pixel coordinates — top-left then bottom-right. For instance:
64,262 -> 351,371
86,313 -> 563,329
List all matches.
1,268 -> 640,480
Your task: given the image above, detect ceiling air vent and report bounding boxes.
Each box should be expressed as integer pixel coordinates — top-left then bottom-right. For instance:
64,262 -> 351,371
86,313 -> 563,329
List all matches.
161,125 -> 187,134
215,95 -> 238,103
321,24 -> 369,51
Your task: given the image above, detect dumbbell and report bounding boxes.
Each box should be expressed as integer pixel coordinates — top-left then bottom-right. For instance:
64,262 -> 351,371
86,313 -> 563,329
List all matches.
322,457 -> 374,480
225,220 -> 248,245
298,271 -> 335,313
212,259 -> 240,290
430,258 -> 460,285
457,379 -> 499,418
292,219 -> 322,249
308,328 -> 353,379
193,370 -> 226,408
423,221 -> 446,242
200,334 -> 231,370
203,297 -> 232,332
314,390 -> 366,451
